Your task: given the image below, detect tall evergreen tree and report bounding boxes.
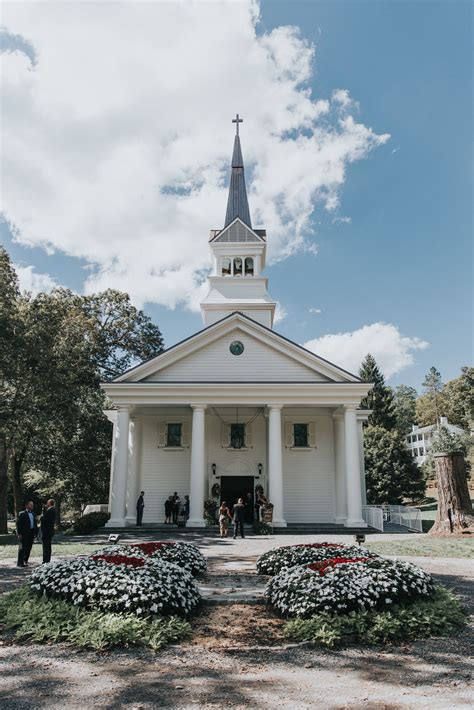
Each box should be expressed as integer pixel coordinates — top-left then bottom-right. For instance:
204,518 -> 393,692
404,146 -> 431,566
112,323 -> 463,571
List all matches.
393,384 -> 418,436
364,425 -> 427,504
420,366 -> 443,426
359,354 -> 396,429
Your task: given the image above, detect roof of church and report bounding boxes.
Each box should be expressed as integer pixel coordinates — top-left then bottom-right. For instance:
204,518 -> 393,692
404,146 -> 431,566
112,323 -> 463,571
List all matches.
109,310 -> 364,384
224,133 -> 252,229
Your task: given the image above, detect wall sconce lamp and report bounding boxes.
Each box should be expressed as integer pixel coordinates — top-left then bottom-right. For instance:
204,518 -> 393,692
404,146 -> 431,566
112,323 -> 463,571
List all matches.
212,463 -> 217,476
257,463 -> 263,476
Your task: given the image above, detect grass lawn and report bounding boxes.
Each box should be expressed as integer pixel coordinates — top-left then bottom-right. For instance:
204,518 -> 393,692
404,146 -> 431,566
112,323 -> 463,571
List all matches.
367,536 -> 474,559
0,541 -> 103,560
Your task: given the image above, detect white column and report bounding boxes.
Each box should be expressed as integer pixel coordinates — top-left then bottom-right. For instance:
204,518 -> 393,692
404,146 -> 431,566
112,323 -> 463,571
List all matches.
125,419 -> 142,526
357,419 -> 367,506
344,405 -> 367,527
333,413 -> 347,524
187,404 -> 207,527
268,404 -> 287,527
106,407 -> 130,527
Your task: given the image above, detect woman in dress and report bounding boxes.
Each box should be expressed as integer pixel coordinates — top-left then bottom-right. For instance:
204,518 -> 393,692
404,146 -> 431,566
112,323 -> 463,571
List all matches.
218,501 -> 232,538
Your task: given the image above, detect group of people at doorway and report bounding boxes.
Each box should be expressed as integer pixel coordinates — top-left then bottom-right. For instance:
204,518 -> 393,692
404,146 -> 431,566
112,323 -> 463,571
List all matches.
16,499 -> 56,567
136,491 -> 190,526
218,488 -> 270,539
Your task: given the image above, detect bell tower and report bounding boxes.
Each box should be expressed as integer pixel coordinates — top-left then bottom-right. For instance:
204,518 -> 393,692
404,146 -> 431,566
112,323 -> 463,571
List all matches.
200,116 -> 276,328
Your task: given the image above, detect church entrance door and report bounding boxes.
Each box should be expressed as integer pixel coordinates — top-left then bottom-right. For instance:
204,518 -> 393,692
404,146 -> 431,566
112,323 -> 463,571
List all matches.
220,476 -> 254,523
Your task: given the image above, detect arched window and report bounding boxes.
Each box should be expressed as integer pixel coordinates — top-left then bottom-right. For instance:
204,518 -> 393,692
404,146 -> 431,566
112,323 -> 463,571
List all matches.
244,257 -> 254,276
233,257 -> 243,276
222,258 -> 231,276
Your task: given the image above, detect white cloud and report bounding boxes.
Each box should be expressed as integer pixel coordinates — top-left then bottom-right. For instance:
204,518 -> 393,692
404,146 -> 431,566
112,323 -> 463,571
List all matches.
303,322 -> 429,379
15,264 -> 59,295
1,1 -> 389,311
274,302 -> 288,324
309,307 -> 321,314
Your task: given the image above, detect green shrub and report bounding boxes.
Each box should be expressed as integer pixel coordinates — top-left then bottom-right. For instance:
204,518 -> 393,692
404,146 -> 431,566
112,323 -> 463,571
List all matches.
283,586 -> 466,647
65,511 -> 110,535
0,586 -> 190,651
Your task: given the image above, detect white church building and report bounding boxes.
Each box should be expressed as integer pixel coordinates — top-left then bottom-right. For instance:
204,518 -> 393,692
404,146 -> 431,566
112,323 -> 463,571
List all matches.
102,119 -> 373,530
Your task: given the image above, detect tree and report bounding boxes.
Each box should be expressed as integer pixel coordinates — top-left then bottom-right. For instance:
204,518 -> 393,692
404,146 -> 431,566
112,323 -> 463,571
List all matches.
416,366 -> 444,427
0,247 -> 22,532
1,254 -> 164,524
442,367 -> 474,432
359,354 -> 396,429
364,425 -> 427,504
393,384 -> 418,436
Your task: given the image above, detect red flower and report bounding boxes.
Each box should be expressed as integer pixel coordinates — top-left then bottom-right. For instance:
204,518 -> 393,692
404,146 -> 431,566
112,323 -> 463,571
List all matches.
91,554 -> 145,567
132,541 -> 176,556
307,557 -> 370,576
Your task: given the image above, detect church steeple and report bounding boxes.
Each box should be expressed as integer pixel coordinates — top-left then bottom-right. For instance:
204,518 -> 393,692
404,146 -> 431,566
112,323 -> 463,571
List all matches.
224,114 -> 252,228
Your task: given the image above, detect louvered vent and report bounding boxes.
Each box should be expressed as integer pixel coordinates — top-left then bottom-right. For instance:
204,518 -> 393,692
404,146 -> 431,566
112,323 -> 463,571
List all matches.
215,222 -> 260,243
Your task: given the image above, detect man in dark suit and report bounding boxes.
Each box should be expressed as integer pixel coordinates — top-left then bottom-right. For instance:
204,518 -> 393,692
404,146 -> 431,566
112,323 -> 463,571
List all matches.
136,491 -> 145,526
40,499 -> 56,563
17,500 -> 37,567
232,498 -> 246,539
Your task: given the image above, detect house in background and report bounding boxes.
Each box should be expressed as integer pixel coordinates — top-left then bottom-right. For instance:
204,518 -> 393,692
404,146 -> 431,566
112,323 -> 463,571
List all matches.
406,417 -> 465,466
101,119 -> 373,530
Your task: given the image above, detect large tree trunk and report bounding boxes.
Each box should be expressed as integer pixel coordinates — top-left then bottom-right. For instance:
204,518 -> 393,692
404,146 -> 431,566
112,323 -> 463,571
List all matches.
430,452 -> 474,534
11,450 -> 24,517
0,434 -> 8,534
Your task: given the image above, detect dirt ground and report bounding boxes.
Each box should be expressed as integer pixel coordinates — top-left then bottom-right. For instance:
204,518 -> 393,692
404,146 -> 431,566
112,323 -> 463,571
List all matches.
0,538 -> 473,709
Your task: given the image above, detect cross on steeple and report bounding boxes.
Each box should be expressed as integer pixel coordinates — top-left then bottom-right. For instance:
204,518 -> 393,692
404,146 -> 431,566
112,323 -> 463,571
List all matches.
232,113 -> 243,135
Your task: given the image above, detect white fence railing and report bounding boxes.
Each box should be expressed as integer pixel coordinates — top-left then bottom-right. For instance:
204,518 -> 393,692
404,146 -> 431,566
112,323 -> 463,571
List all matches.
362,506 -> 384,531
362,505 -> 422,533
383,505 -> 423,533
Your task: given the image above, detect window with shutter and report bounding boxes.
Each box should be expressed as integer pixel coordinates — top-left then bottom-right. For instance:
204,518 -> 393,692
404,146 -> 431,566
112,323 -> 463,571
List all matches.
166,423 -> 182,447
293,423 -> 308,448
158,422 -> 167,447
308,422 -> 316,447
284,422 -> 294,447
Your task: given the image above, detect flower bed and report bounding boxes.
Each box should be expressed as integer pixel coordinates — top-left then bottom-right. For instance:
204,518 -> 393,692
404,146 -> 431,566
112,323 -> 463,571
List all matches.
30,555 -> 200,617
265,557 -> 435,618
94,541 -> 207,577
256,543 -> 376,575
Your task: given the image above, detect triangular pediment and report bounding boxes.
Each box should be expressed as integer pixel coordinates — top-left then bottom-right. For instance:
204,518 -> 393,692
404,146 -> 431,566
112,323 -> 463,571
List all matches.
114,313 -> 361,385
210,218 -> 265,244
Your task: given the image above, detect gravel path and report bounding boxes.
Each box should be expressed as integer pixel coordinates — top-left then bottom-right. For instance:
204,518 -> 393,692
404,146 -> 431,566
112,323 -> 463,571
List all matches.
0,536 -> 473,709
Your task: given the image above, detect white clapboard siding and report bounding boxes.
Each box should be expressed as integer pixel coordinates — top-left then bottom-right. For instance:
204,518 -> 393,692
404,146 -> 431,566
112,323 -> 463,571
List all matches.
141,417 -> 191,523
282,415 -> 335,523
142,329 -> 332,382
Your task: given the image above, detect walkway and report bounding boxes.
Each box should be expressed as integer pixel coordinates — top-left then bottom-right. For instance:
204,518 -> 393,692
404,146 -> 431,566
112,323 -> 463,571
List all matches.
0,533 -> 472,708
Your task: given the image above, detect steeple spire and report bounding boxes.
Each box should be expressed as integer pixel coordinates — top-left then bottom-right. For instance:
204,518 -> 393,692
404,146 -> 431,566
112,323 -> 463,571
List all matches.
224,114 -> 252,228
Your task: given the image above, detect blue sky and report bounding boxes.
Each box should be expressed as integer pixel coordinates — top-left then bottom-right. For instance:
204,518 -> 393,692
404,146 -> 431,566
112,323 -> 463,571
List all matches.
1,0 -> 472,391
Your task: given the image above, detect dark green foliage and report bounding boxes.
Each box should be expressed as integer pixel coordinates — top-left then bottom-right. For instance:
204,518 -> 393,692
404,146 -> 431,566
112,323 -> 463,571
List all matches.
0,246 -> 164,522
0,586 -> 190,651
65,511 -> 110,535
393,384 -> 418,436
359,354 -> 396,429
364,425 -> 426,504
283,586 -> 465,647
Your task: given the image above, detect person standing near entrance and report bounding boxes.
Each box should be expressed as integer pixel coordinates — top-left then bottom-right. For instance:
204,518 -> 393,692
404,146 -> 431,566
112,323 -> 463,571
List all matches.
172,492 -> 181,524
17,501 -> 37,567
218,501 -> 232,538
136,491 -> 145,526
232,498 -> 246,539
40,499 -> 56,563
